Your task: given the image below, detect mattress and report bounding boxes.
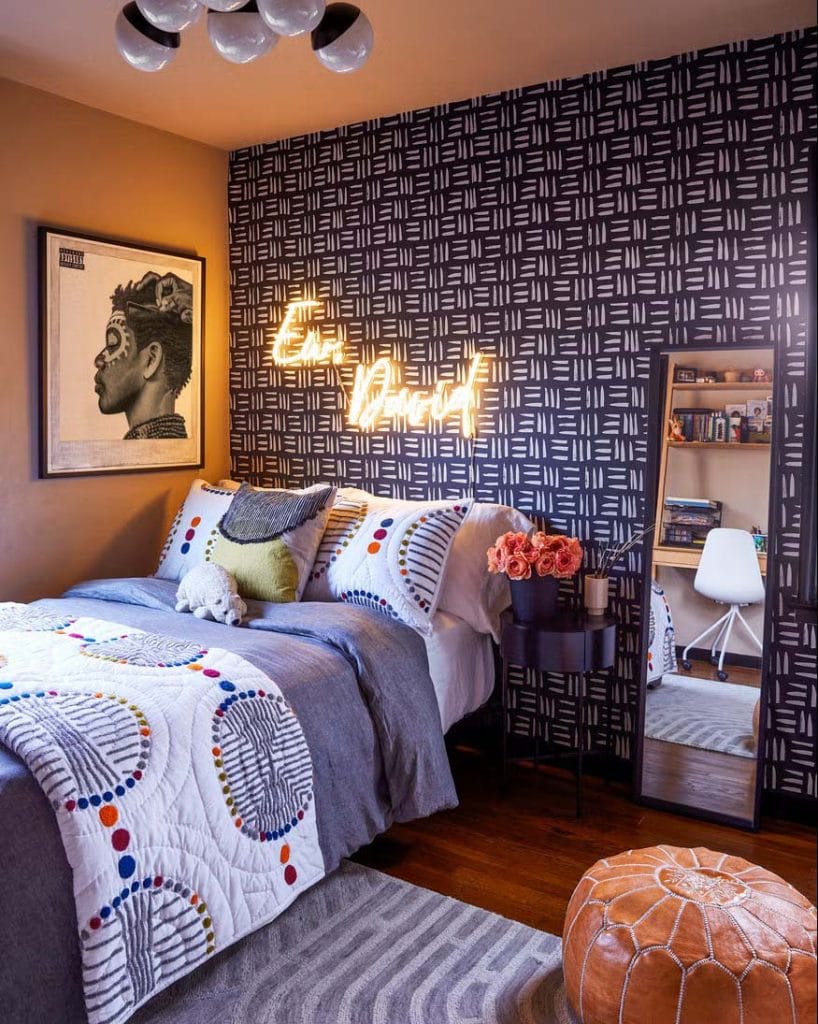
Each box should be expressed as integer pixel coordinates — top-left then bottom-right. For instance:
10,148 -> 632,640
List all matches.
425,610 -> 496,731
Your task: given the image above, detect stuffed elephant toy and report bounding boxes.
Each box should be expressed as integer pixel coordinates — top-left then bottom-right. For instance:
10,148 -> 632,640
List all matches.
175,563 -> 247,626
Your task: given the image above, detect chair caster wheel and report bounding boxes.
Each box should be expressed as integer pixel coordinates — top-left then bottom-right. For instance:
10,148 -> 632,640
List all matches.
682,660 -> 692,671
717,670 -> 728,682
710,656 -> 719,666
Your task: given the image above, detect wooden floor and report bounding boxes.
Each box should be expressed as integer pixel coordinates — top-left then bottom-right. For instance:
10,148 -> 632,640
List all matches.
641,656 -> 761,821
354,744 -> 817,938
676,656 -> 761,687
641,737 -> 757,821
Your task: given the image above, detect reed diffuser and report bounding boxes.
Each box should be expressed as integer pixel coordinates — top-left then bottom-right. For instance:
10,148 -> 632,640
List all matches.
584,524 -> 655,616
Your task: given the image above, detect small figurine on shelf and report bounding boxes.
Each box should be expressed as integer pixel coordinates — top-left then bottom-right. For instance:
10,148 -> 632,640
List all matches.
752,367 -> 771,383
668,415 -> 685,442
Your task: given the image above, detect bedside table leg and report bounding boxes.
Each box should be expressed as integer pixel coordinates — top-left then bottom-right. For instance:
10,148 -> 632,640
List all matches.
576,673 -> 585,817
534,669 -> 541,767
501,656 -> 509,783
606,665 -> 615,765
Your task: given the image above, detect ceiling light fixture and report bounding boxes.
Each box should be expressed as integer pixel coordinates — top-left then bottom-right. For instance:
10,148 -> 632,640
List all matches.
136,0 -> 203,33
258,0 -> 325,36
311,2 -> 372,74
114,0 -> 373,73
115,2 -> 181,72
207,1 -> 278,64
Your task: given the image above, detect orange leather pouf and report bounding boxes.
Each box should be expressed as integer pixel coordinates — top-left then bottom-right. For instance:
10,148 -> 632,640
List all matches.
563,845 -> 817,1024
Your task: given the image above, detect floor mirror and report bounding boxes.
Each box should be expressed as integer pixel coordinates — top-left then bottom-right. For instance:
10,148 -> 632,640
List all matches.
635,344 -> 778,829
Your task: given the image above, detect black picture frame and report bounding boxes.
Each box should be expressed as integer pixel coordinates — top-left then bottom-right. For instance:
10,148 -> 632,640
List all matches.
38,225 -> 206,478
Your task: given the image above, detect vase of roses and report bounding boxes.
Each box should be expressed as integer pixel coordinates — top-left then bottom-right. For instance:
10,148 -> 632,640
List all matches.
487,531 -> 584,623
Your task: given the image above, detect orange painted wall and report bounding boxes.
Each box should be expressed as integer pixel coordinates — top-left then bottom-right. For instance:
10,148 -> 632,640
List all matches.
0,78 -> 230,601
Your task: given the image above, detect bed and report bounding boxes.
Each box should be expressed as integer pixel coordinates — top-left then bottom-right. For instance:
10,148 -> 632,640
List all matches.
0,477 -> 530,1024
0,576 -> 493,1024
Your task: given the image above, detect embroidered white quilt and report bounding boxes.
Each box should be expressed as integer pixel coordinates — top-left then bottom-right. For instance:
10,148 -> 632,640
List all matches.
0,603 -> 322,1024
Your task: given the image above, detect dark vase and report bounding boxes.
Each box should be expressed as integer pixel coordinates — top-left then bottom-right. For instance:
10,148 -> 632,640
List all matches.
509,574 -> 560,623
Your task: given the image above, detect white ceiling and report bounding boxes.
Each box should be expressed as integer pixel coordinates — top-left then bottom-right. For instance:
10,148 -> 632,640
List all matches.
1,0 -> 814,151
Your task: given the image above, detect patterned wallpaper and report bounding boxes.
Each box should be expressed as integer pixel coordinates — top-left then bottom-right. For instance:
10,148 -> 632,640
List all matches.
228,29 -> 818,800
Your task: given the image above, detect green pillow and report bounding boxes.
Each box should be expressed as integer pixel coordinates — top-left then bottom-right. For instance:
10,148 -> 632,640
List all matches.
208,482 -> 334,604
210,535 -> 299,603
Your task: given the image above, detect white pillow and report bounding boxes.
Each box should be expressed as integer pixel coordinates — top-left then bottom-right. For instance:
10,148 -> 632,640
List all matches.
155,479 -> 237,581
304,488 -> 471,635
303,488 -> 372,601
306,487 -> 533,640
437,502 -> 535,640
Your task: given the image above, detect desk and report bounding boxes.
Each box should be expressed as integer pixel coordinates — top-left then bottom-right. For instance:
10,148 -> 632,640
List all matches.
653,544 -> 767,575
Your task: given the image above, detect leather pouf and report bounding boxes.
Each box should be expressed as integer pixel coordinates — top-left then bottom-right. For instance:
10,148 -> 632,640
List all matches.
563,845 -> 817,1024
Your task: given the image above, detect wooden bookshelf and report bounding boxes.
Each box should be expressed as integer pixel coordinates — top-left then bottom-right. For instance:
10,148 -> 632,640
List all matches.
653,354 -> 773,582
671,381 -> 772,391
667,441 -> 770,450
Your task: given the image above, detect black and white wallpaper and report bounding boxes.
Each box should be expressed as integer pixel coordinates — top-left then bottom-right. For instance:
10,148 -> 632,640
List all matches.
229,29 -> 818,800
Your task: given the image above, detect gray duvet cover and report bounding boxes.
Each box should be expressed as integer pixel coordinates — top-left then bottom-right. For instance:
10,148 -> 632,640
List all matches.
0,578 -> 456,1024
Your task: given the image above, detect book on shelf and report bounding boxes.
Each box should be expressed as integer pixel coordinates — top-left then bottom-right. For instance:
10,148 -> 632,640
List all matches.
665,497 -> 720,509
671,408 -> 732,443
662,497 -> 722,547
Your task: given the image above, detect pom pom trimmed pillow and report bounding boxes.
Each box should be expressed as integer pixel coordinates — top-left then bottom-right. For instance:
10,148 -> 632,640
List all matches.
305,491 -> 472,634
155,479 -> 237,582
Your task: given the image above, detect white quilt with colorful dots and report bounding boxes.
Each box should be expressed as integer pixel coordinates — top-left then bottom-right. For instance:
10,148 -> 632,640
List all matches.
0,603 -> 322,1024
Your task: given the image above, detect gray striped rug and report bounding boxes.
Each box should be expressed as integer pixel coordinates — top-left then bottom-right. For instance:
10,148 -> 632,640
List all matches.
645,673 -> 759,759
132,861 -> 574,1024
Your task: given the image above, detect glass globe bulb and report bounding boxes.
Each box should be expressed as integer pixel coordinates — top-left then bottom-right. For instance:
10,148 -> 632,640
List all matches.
257,0 -> 325,36
311,3 -> 373,74
136,0 -> 203,32
205,0 -> 249,11
115,2 -> 180,72
208,5 -> 279,64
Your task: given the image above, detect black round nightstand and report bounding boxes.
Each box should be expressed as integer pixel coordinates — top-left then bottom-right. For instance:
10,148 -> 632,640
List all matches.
499,609 -> 618,816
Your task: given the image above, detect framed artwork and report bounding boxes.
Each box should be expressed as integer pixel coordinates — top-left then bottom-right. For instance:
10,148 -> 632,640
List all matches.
39,226 -> 205,477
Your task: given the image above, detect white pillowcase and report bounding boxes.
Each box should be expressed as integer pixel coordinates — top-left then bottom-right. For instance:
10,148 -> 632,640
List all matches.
306,487 -> 533,640
437,501 -> 535,640
155,479 -> 237,581
303,488 -> 471,635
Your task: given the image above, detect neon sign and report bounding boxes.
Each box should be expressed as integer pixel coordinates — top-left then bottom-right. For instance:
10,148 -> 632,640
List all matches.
271,300 -> 345,366
348,354 -> 485,438
270,300 -> 485,437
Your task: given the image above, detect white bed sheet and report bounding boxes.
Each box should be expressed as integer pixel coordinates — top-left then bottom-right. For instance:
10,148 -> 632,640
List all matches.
424,610 -> 496,731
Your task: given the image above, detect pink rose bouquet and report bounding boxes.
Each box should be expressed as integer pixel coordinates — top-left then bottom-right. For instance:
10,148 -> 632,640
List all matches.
487,531 -> 583,581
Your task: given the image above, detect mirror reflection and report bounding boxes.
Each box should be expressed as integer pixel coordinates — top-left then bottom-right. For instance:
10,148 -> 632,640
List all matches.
640,347 -> 773,826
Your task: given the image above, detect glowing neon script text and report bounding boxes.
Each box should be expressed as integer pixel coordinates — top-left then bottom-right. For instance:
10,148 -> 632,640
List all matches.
348,354 -> 484,437
271,300 -> 345,366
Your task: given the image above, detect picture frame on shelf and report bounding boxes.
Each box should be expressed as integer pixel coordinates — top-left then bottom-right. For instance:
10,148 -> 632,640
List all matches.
39,226 -> 205,477
673,366 -> 697,383
747,398 -> 767,422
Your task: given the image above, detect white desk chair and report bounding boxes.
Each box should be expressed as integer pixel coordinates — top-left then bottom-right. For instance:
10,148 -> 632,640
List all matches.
681,528 -> 765,681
